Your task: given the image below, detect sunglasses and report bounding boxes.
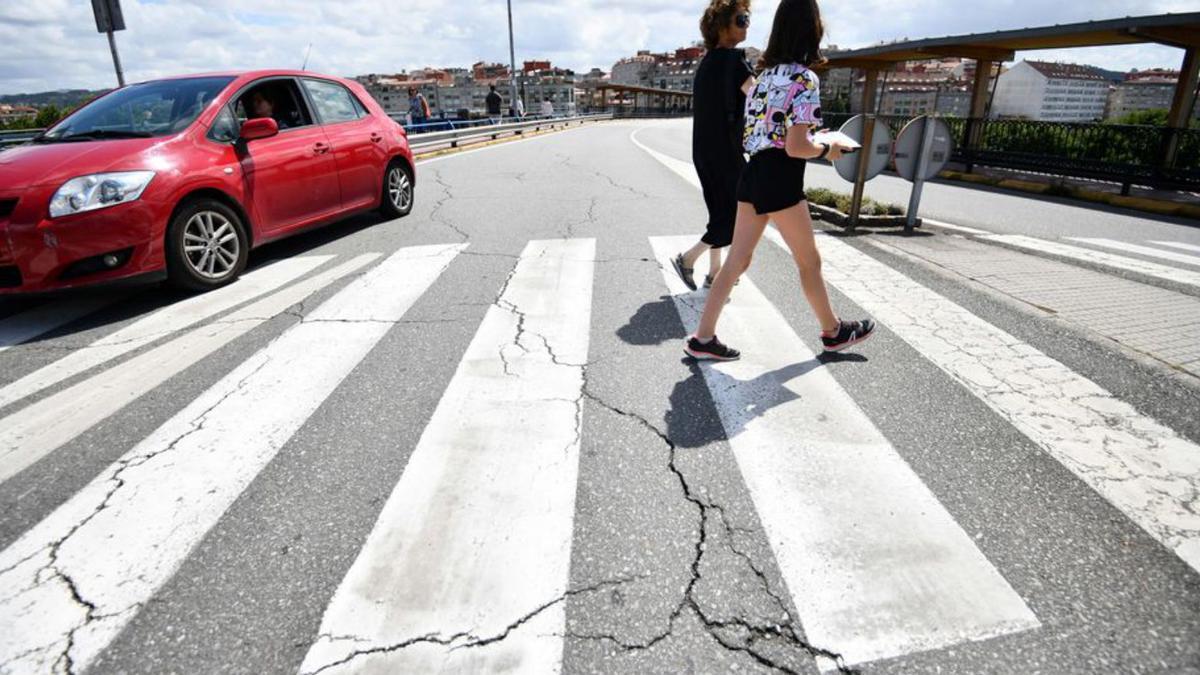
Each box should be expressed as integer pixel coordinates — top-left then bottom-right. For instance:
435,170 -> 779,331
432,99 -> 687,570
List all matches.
735,13 -> 751,29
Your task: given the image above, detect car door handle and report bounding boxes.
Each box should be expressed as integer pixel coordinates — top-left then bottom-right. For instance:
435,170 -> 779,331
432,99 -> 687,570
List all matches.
313,142 -> 330,155
369,132 -> 383,143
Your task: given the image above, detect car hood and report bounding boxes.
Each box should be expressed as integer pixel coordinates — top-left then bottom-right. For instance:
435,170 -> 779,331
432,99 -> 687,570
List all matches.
0,137 -> 172,191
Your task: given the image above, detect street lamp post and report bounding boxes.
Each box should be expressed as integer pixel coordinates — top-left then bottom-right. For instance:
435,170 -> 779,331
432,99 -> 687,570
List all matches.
507,0 -> 519,117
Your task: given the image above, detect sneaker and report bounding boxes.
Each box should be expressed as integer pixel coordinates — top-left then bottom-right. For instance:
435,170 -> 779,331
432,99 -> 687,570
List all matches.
685,335 -> 741,361
821,319 -> 876,352
672,254 -> 697,291
703,274 -> 738,289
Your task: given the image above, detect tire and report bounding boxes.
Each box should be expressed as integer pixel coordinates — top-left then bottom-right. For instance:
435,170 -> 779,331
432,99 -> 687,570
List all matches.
165,198 -> 250,292
380,160 -> 414,219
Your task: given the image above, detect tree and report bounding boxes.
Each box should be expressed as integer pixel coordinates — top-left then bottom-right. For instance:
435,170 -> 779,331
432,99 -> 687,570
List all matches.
34,104 -> 66,128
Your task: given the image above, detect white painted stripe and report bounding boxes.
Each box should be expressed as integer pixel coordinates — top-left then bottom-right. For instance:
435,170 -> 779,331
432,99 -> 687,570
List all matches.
0,295 -> 123,354
1066,237 -> 1200,268
0,254 -> 378,485
649,235 -> 1037,669
0,256 -> 330,412
630,128 -> 700,189
1151,240 -> 1200,255
765,228 -> 1200,577
980,234 -> 1200,289
300,239 -> 595,675
922,218 -> 992,236
0,244 -> 464,675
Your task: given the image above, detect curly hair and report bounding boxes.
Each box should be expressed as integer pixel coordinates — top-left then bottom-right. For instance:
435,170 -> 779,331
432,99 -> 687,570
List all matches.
700,0 -> 749,50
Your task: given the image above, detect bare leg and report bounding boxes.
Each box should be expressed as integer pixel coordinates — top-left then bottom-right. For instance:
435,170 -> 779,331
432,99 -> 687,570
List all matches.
695,203 -> 769,340
771,202 -> 839,333
681,241 -> 710,268
708,247 -> 723,279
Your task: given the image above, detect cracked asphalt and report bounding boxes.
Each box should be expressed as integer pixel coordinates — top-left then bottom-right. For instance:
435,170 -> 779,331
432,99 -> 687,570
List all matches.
1,119 -> 1199,674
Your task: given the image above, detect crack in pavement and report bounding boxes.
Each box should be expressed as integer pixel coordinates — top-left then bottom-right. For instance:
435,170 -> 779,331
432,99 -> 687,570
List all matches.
300,576 -> 640,675
424,167 -> 471,243
574,388 -> 857,674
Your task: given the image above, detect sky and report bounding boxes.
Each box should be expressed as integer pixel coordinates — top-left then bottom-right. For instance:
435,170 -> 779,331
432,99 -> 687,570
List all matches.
1,0 -> 1197,95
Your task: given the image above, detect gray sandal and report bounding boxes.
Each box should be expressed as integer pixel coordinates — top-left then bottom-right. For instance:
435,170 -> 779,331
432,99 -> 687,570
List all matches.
672,254 -> 697,291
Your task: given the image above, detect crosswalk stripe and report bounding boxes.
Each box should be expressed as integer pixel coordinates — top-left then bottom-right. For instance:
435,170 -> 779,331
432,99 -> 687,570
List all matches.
0,254 -> 379,486
0,244 -> 465,675
979,234 -> 1200,289
0,256 -> 332,413
764,229 -> 1200,576
1150,240 -> 1200,255
1066,237 -> 1200,268
300,239 -> 595,675
0,295 -> 126,354
649,235 -> 1037,668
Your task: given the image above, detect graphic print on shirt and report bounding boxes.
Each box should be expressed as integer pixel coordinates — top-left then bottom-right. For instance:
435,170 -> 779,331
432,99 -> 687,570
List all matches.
743,63 -> 822,156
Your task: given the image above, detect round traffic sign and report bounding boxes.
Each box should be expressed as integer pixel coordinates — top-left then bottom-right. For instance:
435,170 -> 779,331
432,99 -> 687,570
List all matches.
894,116 -> 954,182
832,114 -> 892,183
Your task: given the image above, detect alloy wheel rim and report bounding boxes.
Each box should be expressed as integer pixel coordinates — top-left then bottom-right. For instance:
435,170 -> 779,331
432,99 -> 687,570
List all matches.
388,168 -> 412,211
183,211 -> 239,280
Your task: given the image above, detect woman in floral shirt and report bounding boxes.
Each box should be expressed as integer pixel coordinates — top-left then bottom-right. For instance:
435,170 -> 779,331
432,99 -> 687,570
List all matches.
685,0 -> 876,361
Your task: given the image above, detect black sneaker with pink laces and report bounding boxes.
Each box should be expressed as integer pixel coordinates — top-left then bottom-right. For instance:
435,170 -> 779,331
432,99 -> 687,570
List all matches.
821,319 -> 876,352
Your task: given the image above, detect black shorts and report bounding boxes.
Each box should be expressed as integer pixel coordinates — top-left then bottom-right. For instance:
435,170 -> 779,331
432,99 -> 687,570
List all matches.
736,148 -> 808,215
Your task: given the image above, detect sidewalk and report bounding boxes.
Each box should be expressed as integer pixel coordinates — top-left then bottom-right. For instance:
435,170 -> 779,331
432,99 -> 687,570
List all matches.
862,232 -> 1200,381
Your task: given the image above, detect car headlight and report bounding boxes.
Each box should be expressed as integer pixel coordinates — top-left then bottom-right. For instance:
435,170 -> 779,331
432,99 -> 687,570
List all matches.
48,171 -> 156,219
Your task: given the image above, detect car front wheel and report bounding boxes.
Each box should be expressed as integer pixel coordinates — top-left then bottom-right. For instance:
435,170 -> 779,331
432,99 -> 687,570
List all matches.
165,199 -> 249,291
380,161 -> 414,219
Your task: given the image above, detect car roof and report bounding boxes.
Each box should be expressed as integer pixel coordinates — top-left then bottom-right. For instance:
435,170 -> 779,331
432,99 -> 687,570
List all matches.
141,70 -> 353,85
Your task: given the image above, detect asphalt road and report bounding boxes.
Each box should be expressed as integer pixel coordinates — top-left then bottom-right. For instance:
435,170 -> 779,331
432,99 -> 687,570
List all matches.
0,119 -> 1198,675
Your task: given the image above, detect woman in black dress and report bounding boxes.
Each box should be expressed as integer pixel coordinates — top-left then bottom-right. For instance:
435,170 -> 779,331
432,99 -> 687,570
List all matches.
671,0 -> 755,291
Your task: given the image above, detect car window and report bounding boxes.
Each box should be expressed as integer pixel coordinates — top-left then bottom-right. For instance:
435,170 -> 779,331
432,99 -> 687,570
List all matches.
207,106 -> 239,143
302,79 -> 363,124
41,76 -> 233,141
233,79 -> 314,131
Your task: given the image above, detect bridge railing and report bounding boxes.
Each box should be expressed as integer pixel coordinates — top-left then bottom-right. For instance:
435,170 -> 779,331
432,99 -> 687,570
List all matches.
822,112 -> 1200,192
0,129 -> 43,150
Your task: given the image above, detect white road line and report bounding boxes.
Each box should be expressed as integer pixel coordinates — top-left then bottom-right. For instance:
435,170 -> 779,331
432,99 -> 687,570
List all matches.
649,235 -> 1037,669
1151,240 -> 1200,255
0,244 -> 464,675
980,234 -> 1200,289
764,228 -> 1200,577
922,218 -> 992,236
629,128 -> 700,189
300,239 -> 595,675
0,254 -> 378,486
0,295 -> 124,354
0,256 -> 330,412
1066,237 -> 1200,268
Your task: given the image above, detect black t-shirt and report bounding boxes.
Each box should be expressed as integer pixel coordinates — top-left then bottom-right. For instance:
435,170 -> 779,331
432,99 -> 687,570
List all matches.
486,90 -> 503,115
692,48 -> 754,162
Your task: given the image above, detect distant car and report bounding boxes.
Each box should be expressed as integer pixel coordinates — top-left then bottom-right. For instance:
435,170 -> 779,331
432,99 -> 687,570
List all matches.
0,69 -> 415,294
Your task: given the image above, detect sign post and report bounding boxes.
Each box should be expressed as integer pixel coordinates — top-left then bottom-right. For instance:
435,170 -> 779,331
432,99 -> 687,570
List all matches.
894,115 -> 954,233
92,0 -> 127,87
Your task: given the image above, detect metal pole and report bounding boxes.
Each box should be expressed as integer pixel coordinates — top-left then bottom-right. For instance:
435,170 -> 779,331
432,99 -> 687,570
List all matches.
905,115 -> 936,232
506,0 -> 519,118
106,29 -> 125,87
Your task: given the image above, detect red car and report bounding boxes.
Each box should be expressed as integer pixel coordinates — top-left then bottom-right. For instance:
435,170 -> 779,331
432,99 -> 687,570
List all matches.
0,69 -> 415,294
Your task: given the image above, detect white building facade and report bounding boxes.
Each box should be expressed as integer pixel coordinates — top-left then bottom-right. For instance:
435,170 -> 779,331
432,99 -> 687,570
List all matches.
992,60 -> 1110,122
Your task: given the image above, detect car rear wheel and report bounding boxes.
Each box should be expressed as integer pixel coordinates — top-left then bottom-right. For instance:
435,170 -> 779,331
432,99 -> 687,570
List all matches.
165,199 -> 249,292
380,161 -> 414,219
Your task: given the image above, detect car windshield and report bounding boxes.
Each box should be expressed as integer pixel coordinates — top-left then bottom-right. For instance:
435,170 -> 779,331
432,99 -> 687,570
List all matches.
40,76 -> 234,142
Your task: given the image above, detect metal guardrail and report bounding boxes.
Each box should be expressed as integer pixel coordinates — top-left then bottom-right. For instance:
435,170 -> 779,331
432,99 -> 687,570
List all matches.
405,114 -> 613,151
0,129 -> 43,149
823,112 -> 1200,192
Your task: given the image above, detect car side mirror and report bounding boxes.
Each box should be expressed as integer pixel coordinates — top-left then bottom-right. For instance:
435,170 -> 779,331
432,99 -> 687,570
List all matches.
239,118 -> 279,141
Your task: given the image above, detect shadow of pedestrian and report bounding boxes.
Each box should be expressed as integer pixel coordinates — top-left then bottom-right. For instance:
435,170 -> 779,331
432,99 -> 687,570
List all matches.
616,296 -> 688,346
665,352 -> 867,449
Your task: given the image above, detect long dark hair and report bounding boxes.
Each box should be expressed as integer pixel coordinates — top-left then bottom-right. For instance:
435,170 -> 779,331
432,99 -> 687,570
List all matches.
758,0 -> 825,70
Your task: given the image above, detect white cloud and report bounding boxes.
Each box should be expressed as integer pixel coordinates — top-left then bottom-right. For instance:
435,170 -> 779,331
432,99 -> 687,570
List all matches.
0,0 -> 1193,95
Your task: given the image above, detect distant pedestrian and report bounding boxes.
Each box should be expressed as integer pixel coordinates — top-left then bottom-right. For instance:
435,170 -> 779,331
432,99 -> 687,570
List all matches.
670,0 -> 755,293
486,84 -> 503,121
408,86 -> 430,126
515,95 -> 526,119
685,0 -> 873,361
541,98 -> 554,117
